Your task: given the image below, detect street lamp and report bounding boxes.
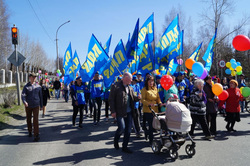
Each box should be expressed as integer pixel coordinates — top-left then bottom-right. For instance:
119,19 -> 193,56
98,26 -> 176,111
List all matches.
56,20 -> 70,70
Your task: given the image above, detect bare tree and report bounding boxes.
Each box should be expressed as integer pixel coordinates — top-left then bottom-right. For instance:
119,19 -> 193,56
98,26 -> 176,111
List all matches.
200,0 -> 249,75
0,0 -> 11,70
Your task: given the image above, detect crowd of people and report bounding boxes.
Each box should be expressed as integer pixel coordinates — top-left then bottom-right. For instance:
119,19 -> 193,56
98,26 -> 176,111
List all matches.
21,71 -> 248,153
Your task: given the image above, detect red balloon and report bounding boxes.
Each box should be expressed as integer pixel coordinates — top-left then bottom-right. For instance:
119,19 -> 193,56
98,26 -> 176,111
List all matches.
218,90 -> 229,101
232,35 -> 250,51
45,73 -> 48,75
160,75 -> 173,91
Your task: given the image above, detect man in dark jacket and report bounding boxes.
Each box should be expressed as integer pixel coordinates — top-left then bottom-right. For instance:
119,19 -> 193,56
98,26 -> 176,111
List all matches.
53,78 -> 61,100
109,72 -> 141,153
22,73 -> 43,142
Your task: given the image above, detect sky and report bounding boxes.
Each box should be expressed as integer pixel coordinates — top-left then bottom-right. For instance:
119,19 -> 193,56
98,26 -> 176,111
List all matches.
5,0 -> 250,66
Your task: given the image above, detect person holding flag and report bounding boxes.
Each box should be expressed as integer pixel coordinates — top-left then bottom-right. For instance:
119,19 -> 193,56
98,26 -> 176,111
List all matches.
71,76 -> 86,128
91,72 -> 104,126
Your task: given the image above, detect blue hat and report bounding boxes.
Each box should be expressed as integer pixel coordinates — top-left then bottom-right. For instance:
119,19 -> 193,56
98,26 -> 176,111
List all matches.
156,75 -> 162,80
133,75 -> 137,81
137,72 -> 142,75
180,71 -> 185,76
76,76 -> 81,80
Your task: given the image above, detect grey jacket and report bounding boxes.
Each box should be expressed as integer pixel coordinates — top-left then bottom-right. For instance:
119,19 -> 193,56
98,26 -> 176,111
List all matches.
109,81 -> 140,118
22,82 -> 43,108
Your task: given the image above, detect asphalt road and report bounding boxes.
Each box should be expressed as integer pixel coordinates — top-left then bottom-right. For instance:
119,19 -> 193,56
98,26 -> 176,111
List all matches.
0,98 -> 250,166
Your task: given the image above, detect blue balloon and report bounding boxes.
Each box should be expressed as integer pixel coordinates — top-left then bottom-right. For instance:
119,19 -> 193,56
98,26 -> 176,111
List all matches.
236,62 -> 241,66
225,69 -> 231,75
230,59 -> 236,64
231,62 -> 237,69
192,62 -> 204,77
59,79 -> 63,82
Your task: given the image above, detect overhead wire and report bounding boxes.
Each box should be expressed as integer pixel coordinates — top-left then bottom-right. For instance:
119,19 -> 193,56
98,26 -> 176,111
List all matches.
27,0 -> 54,43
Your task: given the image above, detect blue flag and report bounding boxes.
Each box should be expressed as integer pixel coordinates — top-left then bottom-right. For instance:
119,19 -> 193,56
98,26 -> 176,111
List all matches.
126,19 -> 139,61
138,34 -> 154,76
103,40 -> 128,87
64,51 -> 81,85
155,15 -> 180,62
167,58 -> 179,75
179,30 -> 184,56
80,34 -> 109,82
203,29 -> 217,72
125,33 -> 130,51
103,35 -> 112,54
63,42 -> 73,74
189,42 -> 203,61
137,13 -> 154,56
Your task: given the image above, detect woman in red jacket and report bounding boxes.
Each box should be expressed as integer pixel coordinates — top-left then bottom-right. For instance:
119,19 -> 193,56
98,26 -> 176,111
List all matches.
220,80 -> 243,132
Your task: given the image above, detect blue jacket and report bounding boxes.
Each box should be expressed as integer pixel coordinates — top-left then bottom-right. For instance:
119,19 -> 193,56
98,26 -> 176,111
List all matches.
71,84 -> 86,105
130,83 -> 140,109
175,79 -> 186,102
91,79 -> 103,98
104,87 -> 111,100
83,82 -> 91,93
157,83 -> 164,103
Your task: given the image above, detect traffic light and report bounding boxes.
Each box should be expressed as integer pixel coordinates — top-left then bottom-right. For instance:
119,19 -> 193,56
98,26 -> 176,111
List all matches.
11,26 -> 18,45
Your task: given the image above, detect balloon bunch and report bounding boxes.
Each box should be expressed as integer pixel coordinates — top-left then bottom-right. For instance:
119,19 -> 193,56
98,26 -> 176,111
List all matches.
185,59 -> 208,79
45,72 -> 48,78
232,35 -> 250,51
56,69 -> 62,77
225,59 -> 242,76
160,75 -> 174,91
212,83 -> 229,100
240,87 -> 250,98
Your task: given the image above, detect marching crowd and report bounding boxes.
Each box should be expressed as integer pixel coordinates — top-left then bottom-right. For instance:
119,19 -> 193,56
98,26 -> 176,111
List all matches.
21,71 -> 248,154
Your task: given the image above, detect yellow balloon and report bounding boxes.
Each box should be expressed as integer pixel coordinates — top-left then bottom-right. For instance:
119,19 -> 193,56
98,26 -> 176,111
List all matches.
236,66 -> 242,72
226,62 -> 231,68
240,87 -> 244,94
229,67 -> 234,71
231,70 -> 236,76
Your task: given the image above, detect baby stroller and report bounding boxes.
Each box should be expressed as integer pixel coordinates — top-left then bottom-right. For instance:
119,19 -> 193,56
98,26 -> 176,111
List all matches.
149,100 -> 196,160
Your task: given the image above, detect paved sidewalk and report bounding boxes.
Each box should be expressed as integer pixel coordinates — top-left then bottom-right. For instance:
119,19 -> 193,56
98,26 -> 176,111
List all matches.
0,98 -> 250,166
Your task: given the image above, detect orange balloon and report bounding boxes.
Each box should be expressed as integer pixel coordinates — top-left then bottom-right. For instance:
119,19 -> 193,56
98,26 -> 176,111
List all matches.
185,58 -> 195,70
212,83 -> 223,96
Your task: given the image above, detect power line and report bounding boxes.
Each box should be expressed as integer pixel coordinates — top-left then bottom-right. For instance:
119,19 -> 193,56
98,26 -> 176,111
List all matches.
27,0 -> 54,43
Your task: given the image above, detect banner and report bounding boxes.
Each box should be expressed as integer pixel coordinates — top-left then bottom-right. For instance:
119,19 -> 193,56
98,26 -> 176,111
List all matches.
155,15 -> 180,64
103,40 -> 128,87
138,34 -> 154,76
125,33 -> 130,51
203,29 -> 217,72
167,58 -> 178,75
79,34 -> 109,82
103,34 -> 112,54
63,42 -> 72,74
189,42 -> 203,61
64,51 -> 81,85
137,13 -> 154,56
126,19 -> 139,61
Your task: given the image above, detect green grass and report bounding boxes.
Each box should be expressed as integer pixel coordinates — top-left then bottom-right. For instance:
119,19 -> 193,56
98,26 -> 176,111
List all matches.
0,104 -> 24,128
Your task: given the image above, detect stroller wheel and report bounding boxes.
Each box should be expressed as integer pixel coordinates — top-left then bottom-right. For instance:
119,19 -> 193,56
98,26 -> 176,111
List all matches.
151,140 -> 162,154
185,144 -> 196,157
169,148 -> 178,160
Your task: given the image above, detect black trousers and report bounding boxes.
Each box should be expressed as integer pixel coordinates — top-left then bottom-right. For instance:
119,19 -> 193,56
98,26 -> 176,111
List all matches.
206,113 -> 217,134
133,108 -> 141,133
92,97 -> 102,122
72,104 -> 85,126
105,99 -> 109,118
84,93 -> 92,115
190,114 -> 211,137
